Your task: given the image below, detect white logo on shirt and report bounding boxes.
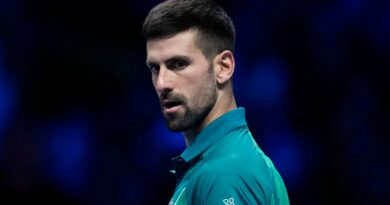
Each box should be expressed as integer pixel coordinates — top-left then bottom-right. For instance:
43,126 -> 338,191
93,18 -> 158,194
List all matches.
223,197 -> 235,205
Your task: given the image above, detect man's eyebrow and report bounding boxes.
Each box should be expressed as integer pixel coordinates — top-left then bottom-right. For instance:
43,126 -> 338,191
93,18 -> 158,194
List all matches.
164,55 -> 191,64
146,55 -> 191,67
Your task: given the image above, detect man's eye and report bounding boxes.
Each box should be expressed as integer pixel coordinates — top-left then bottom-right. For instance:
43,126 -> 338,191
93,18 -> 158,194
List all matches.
148,65 -> 160,73
168,60 -> 187,69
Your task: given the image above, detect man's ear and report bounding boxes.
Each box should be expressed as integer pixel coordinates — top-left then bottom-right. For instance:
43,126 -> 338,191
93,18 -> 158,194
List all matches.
214,50 -> 235,85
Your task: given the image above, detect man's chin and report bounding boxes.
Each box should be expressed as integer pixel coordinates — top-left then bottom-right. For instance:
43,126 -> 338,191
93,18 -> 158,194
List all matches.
165,120 -> 187,132
164,117 -> 191,132
163,110 -> 185,131
162,107 -> 196,132
167,126 -> 184,132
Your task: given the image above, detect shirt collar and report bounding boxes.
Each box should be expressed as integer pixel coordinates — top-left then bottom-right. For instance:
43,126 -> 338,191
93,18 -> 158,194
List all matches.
180,107 -> 247,162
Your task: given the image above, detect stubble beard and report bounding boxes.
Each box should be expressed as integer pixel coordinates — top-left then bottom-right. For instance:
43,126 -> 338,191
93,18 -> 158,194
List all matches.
161,68 -> 217,132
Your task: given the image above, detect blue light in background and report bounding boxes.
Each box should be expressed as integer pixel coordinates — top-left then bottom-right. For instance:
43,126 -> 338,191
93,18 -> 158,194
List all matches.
235,57 -> 289,109
0,41 -> 17,161
342,0 -> 365,15
38,114 -> 93,196
149,116 -> 185,152
263,128 -> 307,189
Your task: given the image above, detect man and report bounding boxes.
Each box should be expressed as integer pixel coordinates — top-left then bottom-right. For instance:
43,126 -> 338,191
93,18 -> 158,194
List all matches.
143,0 -> 289,204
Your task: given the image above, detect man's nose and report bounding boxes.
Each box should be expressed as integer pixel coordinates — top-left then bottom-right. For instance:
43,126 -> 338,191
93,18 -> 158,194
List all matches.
155,67 -> 174,95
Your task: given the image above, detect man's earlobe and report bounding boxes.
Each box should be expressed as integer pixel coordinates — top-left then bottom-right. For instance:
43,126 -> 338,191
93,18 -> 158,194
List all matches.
216,51 -> 235,85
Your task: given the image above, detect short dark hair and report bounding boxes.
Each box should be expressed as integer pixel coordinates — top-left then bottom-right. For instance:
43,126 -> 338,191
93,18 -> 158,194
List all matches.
142,0 -> 236,60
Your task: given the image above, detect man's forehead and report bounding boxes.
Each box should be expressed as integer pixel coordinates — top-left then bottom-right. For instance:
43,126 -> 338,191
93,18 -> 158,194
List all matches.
147,31 -> 197,49
146,30 -> 201,62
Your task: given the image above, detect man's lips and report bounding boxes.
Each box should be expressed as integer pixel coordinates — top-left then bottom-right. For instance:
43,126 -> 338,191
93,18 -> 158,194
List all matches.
162,100 -> 182,113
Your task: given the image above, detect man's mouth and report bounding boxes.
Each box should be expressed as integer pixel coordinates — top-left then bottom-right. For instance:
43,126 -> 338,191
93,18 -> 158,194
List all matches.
162,100 -> 182,113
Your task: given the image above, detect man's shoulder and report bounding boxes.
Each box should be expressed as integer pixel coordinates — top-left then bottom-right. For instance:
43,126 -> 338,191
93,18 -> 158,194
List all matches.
190,153 -> 270,191
202,127 -> 275,175
190,134 -> 281,193
196,155 -> 244,177
186,154 -> 268,204
195,153 -> 274,183
187,153 -> 288,205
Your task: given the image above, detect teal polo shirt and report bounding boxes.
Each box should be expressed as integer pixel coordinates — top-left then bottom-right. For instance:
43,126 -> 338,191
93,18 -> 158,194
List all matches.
168,108 -> 290,205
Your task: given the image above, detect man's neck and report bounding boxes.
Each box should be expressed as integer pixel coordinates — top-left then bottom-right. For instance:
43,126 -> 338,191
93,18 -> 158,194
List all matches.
183,96 -> 237,146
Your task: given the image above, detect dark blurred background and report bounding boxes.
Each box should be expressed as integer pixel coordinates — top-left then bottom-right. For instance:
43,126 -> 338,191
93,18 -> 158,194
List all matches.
0,0 -> 389,204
